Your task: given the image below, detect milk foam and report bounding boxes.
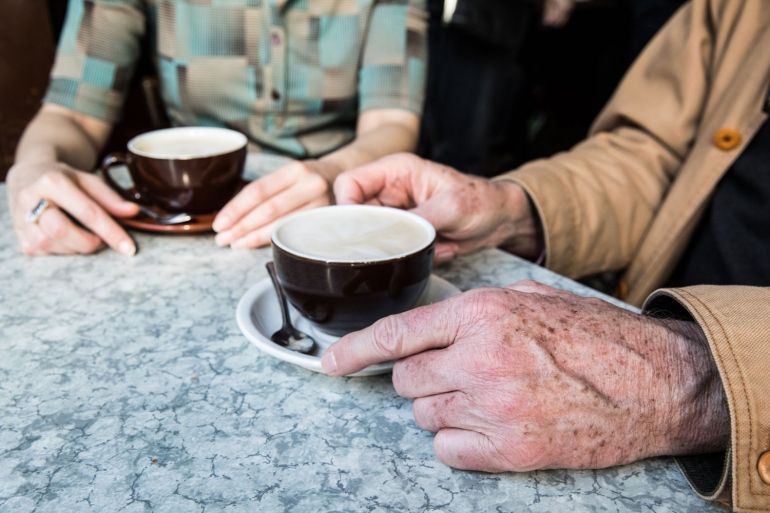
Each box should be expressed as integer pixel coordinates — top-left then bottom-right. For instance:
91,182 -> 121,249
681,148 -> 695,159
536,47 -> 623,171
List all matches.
129,127 -> 247,159
275,207 -> 434,262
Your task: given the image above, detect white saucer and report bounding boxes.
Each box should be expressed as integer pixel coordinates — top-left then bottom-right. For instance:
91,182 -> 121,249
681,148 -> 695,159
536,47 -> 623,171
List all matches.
235,275 -> 461,377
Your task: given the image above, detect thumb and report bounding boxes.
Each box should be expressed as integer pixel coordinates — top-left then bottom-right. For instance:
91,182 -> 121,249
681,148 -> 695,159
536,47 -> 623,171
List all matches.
322,295 -> 463,376
333,170 -> 368,205
409,192 -> 459,233
333,155 -> 404,205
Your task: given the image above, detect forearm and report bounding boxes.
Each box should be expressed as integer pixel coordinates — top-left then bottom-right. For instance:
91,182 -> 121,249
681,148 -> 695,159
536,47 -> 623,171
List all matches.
319,113 -> 419,177
10,106 -> 110,185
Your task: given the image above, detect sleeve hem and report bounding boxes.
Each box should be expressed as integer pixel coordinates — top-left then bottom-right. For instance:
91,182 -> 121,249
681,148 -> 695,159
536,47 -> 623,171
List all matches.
43,90 -> 121,124
359,96 -> 424,117
643,288 -> 733,503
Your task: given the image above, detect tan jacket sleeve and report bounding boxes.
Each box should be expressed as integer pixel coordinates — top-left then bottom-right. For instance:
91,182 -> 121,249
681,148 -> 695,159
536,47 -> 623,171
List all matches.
643,286 -> 770,512
496,0 -> 713,278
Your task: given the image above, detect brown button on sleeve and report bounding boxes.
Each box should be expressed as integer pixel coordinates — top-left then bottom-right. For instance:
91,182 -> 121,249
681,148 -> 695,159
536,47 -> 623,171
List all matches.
758,451 -> 770,485
713,128 -> 742,151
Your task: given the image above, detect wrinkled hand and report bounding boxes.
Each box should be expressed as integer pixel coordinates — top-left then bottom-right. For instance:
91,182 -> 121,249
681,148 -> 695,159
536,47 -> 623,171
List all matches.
7,161 -> 139,256
213,159 -> 337,249
334,154 -> 542,263
323,280 -> 729,471
543,0 -> 575,27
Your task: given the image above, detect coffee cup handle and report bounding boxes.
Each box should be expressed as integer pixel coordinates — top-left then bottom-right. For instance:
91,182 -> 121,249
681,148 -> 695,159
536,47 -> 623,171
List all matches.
100,152 -> 144,203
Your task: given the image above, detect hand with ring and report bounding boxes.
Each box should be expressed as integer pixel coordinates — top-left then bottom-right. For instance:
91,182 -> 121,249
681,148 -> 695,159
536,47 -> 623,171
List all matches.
7,160 -> 140,256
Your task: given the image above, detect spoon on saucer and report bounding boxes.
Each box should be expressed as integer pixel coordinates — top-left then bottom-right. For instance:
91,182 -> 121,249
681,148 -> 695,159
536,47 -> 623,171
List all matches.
137,205 -> 193,225
265,262 -> 317,355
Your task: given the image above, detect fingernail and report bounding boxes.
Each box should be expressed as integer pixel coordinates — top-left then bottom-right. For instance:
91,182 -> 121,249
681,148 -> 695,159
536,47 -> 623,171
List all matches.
322,350 -> 338,375
212,215 -> 229,233
119,240 -> 136,257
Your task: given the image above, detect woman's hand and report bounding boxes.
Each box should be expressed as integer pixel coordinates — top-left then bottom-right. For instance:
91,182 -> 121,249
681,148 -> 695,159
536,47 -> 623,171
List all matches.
212,159 -> 339,249
7,161 -> 139,256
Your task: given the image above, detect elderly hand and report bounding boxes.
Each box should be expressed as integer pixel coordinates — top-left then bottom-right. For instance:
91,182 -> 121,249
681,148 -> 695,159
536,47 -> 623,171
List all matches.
322,281 -> 729,471
334,153 -> 542,263
212,159 -> 337,249
7,161 -> 139,256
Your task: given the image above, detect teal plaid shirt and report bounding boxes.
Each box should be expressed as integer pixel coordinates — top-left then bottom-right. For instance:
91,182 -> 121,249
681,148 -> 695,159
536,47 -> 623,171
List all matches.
46,0 -> 427,158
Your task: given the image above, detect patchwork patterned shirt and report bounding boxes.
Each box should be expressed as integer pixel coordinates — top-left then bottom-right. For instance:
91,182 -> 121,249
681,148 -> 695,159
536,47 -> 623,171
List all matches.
45,0 -> 427,157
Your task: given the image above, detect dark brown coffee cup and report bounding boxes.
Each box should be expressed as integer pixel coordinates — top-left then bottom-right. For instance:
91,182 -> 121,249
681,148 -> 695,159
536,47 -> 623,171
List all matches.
101,127 -> 247,214
271,205 -> 436,336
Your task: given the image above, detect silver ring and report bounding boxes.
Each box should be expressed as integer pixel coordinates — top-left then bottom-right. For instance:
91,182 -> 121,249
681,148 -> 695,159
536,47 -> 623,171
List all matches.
26,199 -> 50,224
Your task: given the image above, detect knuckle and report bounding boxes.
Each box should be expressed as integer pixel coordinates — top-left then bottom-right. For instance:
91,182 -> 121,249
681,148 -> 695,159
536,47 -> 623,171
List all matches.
371,315 -> 406,358
467,288 -> 510,316
38,171 -> 65,190
20,241 -> 35,255
83,237 -> 103,254
412,400 -> 433,430
49,220 -> 70,240
391,360 -> 409,396
34,238 -> 52,254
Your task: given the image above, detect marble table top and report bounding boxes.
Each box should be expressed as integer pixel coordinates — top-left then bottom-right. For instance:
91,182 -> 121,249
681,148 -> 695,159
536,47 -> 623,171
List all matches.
0,157 -> 723,513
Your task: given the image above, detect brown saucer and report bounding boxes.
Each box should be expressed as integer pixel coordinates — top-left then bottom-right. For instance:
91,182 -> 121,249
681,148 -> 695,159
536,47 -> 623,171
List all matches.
118,179 -> 249,234
119,211 -> 216,234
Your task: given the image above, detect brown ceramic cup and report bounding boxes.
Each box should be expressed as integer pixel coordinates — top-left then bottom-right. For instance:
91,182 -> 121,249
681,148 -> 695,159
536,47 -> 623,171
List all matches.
101,127 -> 247,214
271,205 -> 436,336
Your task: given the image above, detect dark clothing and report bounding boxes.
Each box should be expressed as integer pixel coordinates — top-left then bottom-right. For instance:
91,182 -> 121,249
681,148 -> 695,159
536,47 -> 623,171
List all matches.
629,0 -> 689,58
417,0 -> 533,177
668,118 -> 770,287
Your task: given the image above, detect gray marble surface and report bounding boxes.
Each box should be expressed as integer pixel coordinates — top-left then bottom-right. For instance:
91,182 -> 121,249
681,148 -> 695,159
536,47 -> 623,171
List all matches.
0,159 -> 723,512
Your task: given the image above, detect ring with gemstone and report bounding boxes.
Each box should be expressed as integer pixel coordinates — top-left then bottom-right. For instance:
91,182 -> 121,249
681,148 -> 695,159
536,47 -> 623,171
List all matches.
26,198 -> 50,224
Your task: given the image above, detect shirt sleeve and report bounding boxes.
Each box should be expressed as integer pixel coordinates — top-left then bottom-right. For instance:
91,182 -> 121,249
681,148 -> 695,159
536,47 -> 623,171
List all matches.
643,285 -> 770,511
358,0 -> 428,116
44,0 -> 146,123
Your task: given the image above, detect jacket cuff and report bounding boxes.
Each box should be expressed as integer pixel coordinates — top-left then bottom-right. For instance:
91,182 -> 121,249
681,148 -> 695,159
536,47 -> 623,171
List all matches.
494,163 -> 581,278
643,286 -> 770,512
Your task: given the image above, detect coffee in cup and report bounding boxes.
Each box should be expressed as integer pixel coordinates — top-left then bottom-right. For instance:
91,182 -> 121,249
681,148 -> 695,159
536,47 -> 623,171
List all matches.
271,205 -> 436,336
101,127 -> 247,214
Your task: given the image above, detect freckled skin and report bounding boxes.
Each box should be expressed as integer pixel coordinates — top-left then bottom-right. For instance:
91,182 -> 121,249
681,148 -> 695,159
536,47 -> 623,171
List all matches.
333,154 -> 545,262
327,280 -> 730,473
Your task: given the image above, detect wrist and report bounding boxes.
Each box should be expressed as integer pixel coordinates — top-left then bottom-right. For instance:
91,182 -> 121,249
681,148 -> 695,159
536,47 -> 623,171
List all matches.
6,161 -> 47,191
648,318 -> 729,456
311,157 -> 346,182
493,180 -> 545,260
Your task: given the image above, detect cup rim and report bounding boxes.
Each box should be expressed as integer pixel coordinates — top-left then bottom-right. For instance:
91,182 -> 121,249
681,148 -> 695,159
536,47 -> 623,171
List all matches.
271,205 -> 437,264
127,127 -> 248,160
